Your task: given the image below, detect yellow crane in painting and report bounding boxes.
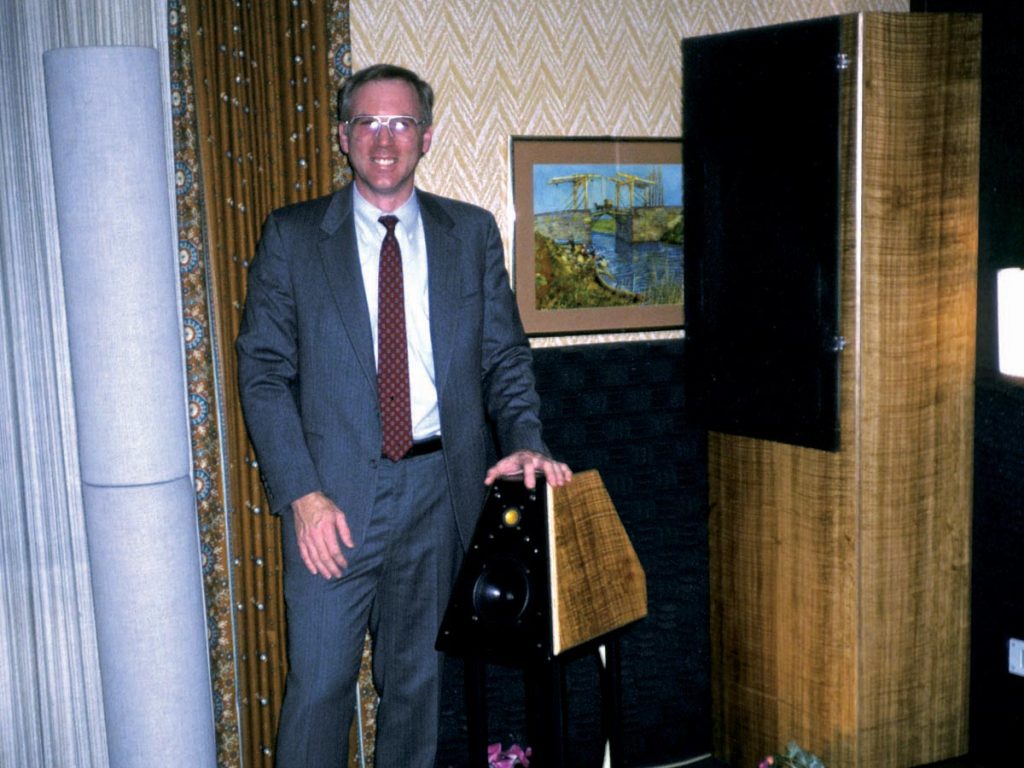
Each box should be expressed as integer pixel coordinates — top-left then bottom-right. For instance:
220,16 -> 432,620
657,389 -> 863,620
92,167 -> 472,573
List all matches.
547,173 -> 603,211
611,171 -> 659,210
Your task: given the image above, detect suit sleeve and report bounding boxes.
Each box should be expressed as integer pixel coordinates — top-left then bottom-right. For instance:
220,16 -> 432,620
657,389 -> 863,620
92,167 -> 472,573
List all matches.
235,213 -> 321,513
477,213 -> 549,456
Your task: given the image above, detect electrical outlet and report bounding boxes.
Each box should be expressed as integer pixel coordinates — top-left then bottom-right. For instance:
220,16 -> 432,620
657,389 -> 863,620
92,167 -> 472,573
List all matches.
1010,638 -> 1024,677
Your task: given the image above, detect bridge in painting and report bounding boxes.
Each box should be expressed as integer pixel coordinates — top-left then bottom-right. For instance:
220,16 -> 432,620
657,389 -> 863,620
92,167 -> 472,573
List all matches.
535,204 -> 681,245
533,168 -> 681,244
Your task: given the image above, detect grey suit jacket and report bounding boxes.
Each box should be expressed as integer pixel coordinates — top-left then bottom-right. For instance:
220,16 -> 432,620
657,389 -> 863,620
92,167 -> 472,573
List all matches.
236,184 -> 547,547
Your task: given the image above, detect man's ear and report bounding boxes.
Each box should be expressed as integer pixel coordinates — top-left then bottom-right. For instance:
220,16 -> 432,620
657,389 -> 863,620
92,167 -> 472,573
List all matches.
338,123 -> 349,154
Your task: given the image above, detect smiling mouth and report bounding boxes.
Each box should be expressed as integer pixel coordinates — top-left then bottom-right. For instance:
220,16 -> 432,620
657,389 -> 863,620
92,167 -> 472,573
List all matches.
373,157 -> 397,166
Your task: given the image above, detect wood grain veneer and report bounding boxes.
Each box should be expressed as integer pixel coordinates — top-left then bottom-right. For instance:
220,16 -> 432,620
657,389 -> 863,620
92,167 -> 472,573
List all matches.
549,469 -> 648,655
709,13 -> 980,768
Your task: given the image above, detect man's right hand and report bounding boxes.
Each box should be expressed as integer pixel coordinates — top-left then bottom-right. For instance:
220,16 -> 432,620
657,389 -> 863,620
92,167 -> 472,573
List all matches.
290,491 -> 354,580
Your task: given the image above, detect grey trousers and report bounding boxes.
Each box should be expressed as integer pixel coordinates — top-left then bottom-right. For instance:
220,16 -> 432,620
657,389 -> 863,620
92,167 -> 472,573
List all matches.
274,449 -> 459,768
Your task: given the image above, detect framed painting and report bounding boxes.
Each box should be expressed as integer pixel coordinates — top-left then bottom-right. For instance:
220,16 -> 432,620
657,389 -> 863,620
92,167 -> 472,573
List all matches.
510,137 -> 683,335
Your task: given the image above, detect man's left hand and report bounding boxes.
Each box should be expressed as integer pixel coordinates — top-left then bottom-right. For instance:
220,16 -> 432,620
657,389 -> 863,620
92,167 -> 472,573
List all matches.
484,449 -> 573,490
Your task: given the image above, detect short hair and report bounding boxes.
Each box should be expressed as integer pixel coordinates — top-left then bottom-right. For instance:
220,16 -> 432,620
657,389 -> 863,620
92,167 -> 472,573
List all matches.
337,64 -> 435,126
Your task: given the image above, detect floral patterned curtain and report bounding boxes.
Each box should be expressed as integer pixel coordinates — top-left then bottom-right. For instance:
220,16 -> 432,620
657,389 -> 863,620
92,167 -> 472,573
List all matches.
168,1 -> 352,765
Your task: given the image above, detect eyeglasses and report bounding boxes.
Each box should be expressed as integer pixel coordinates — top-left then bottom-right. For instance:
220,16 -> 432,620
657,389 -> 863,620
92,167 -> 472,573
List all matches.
345,115 -> 427,139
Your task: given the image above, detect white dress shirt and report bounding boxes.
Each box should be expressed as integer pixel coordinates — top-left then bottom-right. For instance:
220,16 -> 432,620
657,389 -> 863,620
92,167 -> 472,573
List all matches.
352,186 -> 441,441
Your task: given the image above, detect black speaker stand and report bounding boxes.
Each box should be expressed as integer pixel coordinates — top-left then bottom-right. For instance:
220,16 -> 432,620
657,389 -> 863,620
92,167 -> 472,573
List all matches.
461,634 -> 625,768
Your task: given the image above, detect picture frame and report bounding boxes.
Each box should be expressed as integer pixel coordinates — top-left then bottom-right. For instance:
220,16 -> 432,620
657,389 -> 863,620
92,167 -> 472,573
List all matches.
510,136 -> 684,335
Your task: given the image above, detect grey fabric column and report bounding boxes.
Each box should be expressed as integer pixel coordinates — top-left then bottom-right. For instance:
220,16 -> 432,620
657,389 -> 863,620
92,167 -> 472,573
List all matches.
43,46 -> 216,767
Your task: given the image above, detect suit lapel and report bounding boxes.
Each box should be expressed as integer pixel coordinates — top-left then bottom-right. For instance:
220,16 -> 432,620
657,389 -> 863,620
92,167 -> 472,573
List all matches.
317,186 -> 378,392
420,192 -> 461,398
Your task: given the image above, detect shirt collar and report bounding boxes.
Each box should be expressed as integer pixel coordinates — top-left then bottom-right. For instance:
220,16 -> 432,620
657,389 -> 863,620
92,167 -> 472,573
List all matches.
352,184 -> 421,233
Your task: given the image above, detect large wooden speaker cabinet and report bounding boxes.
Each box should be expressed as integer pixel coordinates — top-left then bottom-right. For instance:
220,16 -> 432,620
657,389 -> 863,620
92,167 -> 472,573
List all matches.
683,13 -> 980,768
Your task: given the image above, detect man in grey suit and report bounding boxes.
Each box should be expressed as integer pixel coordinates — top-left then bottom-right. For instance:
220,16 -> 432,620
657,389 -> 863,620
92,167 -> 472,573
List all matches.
236,63 -> 571,768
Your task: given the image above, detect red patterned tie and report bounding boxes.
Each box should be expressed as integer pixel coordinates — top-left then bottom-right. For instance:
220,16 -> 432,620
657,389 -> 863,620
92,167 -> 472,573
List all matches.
377,215 -> 413,461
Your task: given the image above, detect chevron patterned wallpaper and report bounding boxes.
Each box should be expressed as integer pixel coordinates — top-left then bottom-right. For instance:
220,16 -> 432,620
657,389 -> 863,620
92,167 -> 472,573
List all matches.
351,0 -> 906,343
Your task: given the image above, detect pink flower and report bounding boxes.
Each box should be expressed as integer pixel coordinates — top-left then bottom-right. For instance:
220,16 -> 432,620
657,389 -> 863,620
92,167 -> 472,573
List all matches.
488,742 -> 532,767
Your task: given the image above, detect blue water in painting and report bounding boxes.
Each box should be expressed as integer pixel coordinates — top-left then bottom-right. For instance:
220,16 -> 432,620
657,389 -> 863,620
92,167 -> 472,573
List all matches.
588,232 -> 683,296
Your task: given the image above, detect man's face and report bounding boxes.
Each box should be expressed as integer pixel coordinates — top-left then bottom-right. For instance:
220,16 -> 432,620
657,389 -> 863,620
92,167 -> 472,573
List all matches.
339,79 -> 433,212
